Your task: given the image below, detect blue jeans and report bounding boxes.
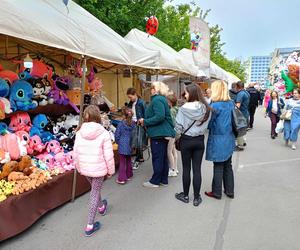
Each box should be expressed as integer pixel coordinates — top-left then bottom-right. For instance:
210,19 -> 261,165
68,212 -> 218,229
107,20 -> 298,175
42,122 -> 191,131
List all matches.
284,109 -> 300,142
149,138 -> 169,185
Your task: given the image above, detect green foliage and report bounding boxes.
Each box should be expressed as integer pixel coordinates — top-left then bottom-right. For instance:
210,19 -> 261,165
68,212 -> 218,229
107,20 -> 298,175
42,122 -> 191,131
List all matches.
75,0 -> 246,80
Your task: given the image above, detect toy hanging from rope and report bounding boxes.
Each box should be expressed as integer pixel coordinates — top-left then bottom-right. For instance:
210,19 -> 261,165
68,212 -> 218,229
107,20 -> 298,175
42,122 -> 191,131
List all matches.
146,16 -> 159,36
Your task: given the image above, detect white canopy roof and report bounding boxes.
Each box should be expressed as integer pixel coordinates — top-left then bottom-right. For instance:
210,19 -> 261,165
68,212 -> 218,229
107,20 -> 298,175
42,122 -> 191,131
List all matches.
179,49 -> 240,84
0,0 -> 159,69
125,29 -> 199,76
179,49 -> 208,77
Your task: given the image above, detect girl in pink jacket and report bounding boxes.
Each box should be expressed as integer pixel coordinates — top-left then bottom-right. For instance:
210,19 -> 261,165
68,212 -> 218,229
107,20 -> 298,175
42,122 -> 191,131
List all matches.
74,105 -> 115,237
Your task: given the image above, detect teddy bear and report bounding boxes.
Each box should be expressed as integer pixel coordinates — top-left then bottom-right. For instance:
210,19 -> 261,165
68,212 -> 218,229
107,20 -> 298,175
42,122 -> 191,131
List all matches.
0,161 -> 18,180
17,155 -> 33,175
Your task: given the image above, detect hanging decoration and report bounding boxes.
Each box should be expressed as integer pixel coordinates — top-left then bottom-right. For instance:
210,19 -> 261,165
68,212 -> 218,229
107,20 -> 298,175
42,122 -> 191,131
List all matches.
146,16 -> 159,36
190,32 -> 202,51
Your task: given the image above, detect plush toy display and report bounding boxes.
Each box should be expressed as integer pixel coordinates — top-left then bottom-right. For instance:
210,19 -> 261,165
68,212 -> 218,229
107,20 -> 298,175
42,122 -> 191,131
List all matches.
87,66 -> 97,83
0,149 -> 10,164
0,133 -> 24,160
49,76 -> 80,113
27,135 -> 45,155
0,180 -> 14,202
19,59 -> 53,80
9,80 -> 37,111
28,78 -> 48,106
9,112 -> 32,132
0,161 -> 18,180
0,64 -> 19,84
46,140 -> 63,154
0,77 -> 10,97
29,114 -> 54,143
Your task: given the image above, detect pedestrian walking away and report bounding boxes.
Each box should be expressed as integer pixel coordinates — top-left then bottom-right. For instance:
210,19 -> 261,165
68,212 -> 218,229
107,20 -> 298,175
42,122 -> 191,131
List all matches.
115,107 -> 136,184
266,91 -> 285,139
139,82 -> 175,188
175,83 -> 211,206
73,105 -> 115,237
247,83 -> 261,129
235,81 -> 250,150
284,89 -> 300,150
205,80 -> 235,200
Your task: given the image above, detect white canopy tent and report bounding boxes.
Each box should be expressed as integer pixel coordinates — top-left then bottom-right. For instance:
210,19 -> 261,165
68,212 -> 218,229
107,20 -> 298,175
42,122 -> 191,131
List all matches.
0,0 -> 159,69
125,29 -> 199,76
179,49 -> 208,77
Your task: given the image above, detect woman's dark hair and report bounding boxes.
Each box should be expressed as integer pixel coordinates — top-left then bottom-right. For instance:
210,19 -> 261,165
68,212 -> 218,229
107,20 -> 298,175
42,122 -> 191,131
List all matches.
127,88 -> 141,98
270,91 -> 278,100
185,83 -> 211,124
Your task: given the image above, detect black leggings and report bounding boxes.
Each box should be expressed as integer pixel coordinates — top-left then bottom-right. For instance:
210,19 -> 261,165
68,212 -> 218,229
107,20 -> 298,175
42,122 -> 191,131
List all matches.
180,135 -> 205,199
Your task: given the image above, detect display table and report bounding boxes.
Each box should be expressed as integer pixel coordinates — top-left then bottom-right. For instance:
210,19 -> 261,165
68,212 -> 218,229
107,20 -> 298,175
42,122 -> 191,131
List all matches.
0,150 -> 119,242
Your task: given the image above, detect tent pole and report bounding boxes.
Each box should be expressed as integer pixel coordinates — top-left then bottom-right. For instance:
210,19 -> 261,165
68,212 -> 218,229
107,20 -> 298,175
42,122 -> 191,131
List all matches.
72,56 -> 87,202
117,69 -> 119,108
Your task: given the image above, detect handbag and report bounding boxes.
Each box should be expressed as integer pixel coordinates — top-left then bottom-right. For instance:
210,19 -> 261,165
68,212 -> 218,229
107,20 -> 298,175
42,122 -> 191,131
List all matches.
131,125 -> 148,155
232,105 -> 248,138
280,109 -> 292,120
175,120 -> 196,151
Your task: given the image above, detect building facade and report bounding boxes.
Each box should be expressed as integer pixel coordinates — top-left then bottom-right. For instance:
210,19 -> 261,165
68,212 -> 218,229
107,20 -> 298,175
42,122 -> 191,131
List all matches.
246,56 -> 271,84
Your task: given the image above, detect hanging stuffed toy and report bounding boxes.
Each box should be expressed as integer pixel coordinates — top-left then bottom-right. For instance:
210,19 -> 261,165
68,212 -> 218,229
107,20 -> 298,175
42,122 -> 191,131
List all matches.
29,114 -> 54,143
87,66 -> 97,83
0,64 -> 19,84
281,70 -> 297,93
146,16 -> 159,36
75,61 -> 83,78
9,112 -> 32,132
190,32 -> 202,51
28,78 -> 48,106
9,80 -> 37,111
49,76 -> 80,113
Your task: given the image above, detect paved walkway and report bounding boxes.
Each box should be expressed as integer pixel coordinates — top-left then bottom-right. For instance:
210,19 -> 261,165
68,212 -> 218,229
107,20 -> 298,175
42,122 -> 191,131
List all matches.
2,108 -> 300,250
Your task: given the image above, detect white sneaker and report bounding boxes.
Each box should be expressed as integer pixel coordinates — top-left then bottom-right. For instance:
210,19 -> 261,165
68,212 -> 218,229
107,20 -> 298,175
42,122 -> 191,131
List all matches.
168,169 -> 177,177
291,144 -> 296,150
143,181 -> 159,188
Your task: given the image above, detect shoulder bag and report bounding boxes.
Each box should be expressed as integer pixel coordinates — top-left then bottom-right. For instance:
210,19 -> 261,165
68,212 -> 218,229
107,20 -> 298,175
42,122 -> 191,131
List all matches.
232,105 -> 248,138
175,121 -> 196,151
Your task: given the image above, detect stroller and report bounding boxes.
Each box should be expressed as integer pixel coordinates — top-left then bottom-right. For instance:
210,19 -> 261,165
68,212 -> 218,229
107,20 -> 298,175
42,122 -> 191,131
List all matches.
131,125 -> 150,170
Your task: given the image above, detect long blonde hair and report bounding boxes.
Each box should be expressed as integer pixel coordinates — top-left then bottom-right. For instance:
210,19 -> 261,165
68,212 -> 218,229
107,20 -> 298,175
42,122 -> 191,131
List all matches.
211,80 -> 230,102
152,81 -> 169,96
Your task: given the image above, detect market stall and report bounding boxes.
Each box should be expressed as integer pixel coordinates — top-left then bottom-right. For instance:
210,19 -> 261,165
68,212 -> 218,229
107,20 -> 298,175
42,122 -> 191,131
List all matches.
0,0 -> 161,241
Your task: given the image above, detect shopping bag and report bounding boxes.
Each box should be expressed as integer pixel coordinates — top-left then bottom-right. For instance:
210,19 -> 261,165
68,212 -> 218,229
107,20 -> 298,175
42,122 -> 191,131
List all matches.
275,120 -> 284,134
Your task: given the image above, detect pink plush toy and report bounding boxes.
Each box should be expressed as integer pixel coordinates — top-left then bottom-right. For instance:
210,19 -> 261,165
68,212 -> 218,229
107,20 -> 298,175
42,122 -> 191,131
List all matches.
9,112 -> 32,132
27,135 -> 45,155
36,153 -> 55,170
0,134 -> 20,160
64,151 -> 75,171
54,152 -> 66,173
15,131 -> 30,156
46,140 -> 63,154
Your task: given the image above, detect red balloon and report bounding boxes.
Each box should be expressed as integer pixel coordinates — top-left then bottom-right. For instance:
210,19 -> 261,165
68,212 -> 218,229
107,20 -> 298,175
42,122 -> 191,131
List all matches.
146,16 -> 159,36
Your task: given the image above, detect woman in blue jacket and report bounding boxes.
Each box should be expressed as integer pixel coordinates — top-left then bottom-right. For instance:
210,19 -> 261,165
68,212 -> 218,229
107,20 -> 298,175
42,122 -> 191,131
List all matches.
265,91 -> 285,139
205,80 -> 236,200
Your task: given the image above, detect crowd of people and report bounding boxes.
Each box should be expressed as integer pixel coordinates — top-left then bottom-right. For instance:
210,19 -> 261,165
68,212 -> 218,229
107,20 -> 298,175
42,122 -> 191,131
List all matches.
73,80 -> 300,236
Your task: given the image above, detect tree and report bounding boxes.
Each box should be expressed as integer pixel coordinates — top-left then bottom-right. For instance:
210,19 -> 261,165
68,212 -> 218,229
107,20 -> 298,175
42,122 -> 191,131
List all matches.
76,0 -> 246,80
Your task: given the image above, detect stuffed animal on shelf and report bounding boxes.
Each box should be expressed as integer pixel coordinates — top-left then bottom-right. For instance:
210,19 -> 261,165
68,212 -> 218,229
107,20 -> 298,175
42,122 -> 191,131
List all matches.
17,155 -> 32,172
0,122 -> 9,135
0,134 -> 23,160
19,69 -> 32,81
49,76 -> 80,113
9,80 -> 37,111
0,97 -> 12,117
46,140 -> 63,154
28,78 -> 48,106
0,161 -> 18,180
32,158 -> 48,171
0,77 -> 10,97
27,135 -> 45,155
0,64 -> 19,84
54,152 -> 66,173
19,59 -> 53,80
64,151 -> 75,171
9,112 -> 32,132
29,114 -> 54,143
0,180 -> 14,202
0,149 -> 10,164
41,78 -> 54,104
36,153 -> 55,170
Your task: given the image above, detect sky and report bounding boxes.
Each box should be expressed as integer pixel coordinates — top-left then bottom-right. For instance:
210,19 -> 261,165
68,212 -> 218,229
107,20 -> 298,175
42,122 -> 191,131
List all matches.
173,0 -> 300,60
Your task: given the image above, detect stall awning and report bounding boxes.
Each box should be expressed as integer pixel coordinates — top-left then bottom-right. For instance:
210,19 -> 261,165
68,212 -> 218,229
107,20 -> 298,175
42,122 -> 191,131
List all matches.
0,0 -> 159,69
125,29 -> 199,76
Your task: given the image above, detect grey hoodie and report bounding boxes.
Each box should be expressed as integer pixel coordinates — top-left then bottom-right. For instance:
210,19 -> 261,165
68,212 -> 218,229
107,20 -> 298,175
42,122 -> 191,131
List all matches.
175,101 -> 210,137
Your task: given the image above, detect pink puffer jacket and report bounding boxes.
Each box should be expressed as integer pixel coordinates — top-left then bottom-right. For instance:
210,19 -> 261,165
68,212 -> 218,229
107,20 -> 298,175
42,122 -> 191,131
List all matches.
73,122 -> 115,177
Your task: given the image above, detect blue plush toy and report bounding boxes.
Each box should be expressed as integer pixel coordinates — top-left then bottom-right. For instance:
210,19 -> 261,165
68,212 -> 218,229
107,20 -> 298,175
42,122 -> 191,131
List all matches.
19,69 -> 32,81
9,80 -> 37,111
0,122 -> 9,135
0,78 -> 9,97
30,114 -> 54,143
